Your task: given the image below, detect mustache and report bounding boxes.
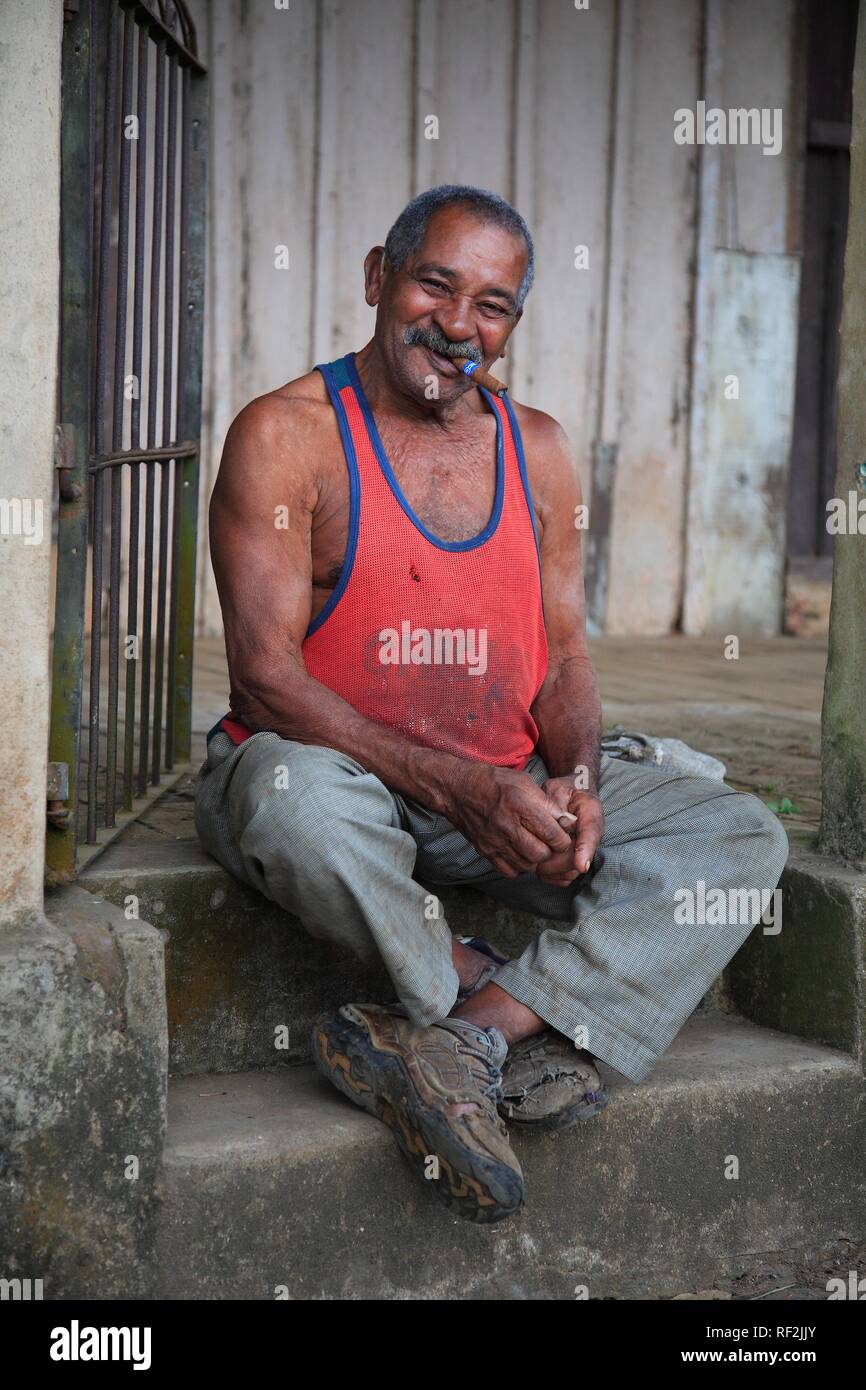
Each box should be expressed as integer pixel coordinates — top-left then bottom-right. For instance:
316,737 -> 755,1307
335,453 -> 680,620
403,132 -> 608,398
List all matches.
403,325 -> 483,365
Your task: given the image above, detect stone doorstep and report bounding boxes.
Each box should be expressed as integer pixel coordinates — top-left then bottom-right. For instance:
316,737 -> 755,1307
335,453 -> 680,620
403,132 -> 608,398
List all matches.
155,1013 -> 866,1300
3,887 -> 169,1299
59,839 -> 866,1298
726,827 -> 866,1067
83,838 -> 747,1077
82,821 -> 866,1078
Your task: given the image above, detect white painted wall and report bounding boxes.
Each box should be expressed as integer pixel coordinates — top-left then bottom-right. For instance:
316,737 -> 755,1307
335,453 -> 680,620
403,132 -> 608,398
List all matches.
0,2 -> 62,923
195,0 -> 804,638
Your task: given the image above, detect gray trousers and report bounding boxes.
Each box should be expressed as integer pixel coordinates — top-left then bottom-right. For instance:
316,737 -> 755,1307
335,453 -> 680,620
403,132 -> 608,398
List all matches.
194,730 -> 788,1083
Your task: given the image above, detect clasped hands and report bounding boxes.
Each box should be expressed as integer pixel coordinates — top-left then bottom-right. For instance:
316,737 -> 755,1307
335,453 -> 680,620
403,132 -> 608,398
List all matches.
446,764 -> 605,886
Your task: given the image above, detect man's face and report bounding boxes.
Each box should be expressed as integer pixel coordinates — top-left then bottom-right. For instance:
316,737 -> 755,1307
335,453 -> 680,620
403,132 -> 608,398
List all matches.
368,204 -> 526,402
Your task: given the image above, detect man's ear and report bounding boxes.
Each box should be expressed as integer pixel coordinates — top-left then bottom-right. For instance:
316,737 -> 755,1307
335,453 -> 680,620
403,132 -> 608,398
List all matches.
364,245 -> 387,306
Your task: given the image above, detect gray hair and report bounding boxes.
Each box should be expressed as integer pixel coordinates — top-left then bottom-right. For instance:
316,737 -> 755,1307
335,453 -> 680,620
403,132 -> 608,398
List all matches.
383,184 -> 535,310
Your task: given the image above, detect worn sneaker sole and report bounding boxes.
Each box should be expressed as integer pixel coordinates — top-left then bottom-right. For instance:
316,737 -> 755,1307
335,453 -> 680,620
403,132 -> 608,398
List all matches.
311,1006 -> 525,1224
500,1084 -> 609,1132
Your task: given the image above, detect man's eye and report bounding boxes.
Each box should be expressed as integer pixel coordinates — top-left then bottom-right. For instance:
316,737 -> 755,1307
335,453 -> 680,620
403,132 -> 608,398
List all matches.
479,302 -> 509,318
421,279 -> 449,293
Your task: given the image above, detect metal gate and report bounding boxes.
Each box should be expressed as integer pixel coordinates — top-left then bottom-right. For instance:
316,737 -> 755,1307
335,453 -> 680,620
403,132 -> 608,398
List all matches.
47,0 -> 207,880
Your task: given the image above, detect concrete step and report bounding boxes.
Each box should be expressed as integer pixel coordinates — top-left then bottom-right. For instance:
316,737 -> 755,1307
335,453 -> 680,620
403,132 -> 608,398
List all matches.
154,1013 -> 866,1299
82,793 -> 727,1075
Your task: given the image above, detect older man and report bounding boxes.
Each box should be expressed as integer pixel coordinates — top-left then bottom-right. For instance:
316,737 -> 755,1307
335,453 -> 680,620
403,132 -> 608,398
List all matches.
195,184 -> 788,1224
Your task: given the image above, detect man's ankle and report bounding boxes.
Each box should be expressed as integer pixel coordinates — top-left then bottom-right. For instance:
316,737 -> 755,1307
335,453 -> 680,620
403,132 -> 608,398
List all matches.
450,981 -> 546,1048
451,938 -> 490,992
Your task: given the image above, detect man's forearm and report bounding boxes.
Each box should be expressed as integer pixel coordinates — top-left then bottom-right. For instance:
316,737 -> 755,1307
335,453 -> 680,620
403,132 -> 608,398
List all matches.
531,654 -> 603,791
232,660 -> 469,816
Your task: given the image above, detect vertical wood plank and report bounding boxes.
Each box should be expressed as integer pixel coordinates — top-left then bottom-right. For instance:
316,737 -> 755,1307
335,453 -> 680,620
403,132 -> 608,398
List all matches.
247,0 -> 319,390
313,0 -> 415,363
603,0 -> 701,635
684,0 -> 804,635
412,0 -> 516,193
510,0 -> 616,479
196,0 -> 241,634
413,0 -> 441,195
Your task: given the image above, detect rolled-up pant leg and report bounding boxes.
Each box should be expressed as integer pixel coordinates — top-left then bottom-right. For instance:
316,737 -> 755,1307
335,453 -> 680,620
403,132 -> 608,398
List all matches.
471,754 -> 790,1083
194,731 -> 459,1025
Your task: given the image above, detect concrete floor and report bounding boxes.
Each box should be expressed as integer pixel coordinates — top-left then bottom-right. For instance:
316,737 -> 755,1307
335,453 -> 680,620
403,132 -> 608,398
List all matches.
98,631 -> 824,871
192,633 -> 827,827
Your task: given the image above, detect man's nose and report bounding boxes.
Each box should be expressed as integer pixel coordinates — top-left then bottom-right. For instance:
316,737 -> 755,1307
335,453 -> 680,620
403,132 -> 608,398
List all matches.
432,293 -> 476,344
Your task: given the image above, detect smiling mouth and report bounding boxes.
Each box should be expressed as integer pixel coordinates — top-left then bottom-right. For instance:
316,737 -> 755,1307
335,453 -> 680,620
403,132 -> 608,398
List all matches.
422,345 -> 461,376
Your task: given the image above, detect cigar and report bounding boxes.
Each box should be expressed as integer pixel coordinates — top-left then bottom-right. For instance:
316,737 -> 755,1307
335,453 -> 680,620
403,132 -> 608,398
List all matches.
453,357 -> 508,396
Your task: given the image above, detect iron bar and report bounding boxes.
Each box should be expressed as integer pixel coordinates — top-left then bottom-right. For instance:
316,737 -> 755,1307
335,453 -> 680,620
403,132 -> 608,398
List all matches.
168,60 -> 191,771
123,20 -> 149,811
89,439 -> 197,469
138,34 -> 166,794
164,60 -> 180,768
120,0 -> 207,76
105,4 -> 136,827
87,0 -> 120,845
172,59 -> 207,764
151,49 -> 178,785
152,458 -> 171,784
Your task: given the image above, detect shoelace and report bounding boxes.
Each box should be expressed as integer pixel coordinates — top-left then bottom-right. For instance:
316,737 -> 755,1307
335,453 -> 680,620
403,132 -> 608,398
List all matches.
451,1029 -> 506,1107
435,1027 -> 512,1135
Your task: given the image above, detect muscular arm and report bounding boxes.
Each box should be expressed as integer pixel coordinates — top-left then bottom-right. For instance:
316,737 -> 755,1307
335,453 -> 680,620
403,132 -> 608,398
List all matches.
525,413 -> 604,882
209,395 -> 573,877
527,415 -> 602,787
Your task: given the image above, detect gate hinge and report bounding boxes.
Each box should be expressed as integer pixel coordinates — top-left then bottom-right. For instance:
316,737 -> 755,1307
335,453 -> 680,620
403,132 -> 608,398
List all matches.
47,762 -> 70,828
54,423 -> 82,501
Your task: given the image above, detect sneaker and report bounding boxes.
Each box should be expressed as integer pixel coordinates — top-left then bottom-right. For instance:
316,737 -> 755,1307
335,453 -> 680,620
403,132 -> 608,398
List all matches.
498,1030 -> 609,1130
311,1003 -> 525,1223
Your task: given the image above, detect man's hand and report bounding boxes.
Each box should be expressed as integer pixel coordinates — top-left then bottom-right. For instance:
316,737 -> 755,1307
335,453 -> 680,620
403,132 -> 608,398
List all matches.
534,777 -> 605,886
444,764 -> 575,879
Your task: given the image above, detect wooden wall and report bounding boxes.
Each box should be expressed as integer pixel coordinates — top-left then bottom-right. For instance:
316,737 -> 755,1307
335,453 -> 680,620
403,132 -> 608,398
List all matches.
193,0 -> 804,638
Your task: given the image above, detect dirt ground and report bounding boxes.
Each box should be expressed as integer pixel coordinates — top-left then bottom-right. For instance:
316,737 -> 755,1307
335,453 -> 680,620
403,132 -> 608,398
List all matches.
589,635 -> 825,828
93,632 -> 828,856
660,1237 -> 866,1301
192,632 -> 827,829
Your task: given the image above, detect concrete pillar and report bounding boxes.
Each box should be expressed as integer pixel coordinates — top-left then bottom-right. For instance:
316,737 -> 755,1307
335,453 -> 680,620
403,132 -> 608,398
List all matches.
820,2 -> 866,865
0,4 -> 63,925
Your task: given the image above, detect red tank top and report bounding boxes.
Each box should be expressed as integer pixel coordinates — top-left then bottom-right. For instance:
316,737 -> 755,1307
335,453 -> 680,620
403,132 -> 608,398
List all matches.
218,352 -> 548,769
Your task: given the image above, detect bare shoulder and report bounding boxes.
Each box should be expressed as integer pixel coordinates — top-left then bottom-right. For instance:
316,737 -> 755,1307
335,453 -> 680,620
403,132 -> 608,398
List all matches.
226,368 -> 333,456
214,368 -> 338,506
508,399 -> 580,508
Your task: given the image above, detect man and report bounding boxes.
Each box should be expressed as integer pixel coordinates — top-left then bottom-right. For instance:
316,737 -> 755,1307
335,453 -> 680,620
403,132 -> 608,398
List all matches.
196,184 -> 788,1225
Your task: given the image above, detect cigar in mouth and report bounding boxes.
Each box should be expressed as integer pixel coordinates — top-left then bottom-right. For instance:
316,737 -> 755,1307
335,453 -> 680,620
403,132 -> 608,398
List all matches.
452,357 -> 508,396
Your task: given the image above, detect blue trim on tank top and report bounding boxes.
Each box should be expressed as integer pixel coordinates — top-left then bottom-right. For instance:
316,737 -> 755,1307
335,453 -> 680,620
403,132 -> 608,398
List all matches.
501,391 -> 546,623
305,359 -> 362,638
344,351 -> 505,553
